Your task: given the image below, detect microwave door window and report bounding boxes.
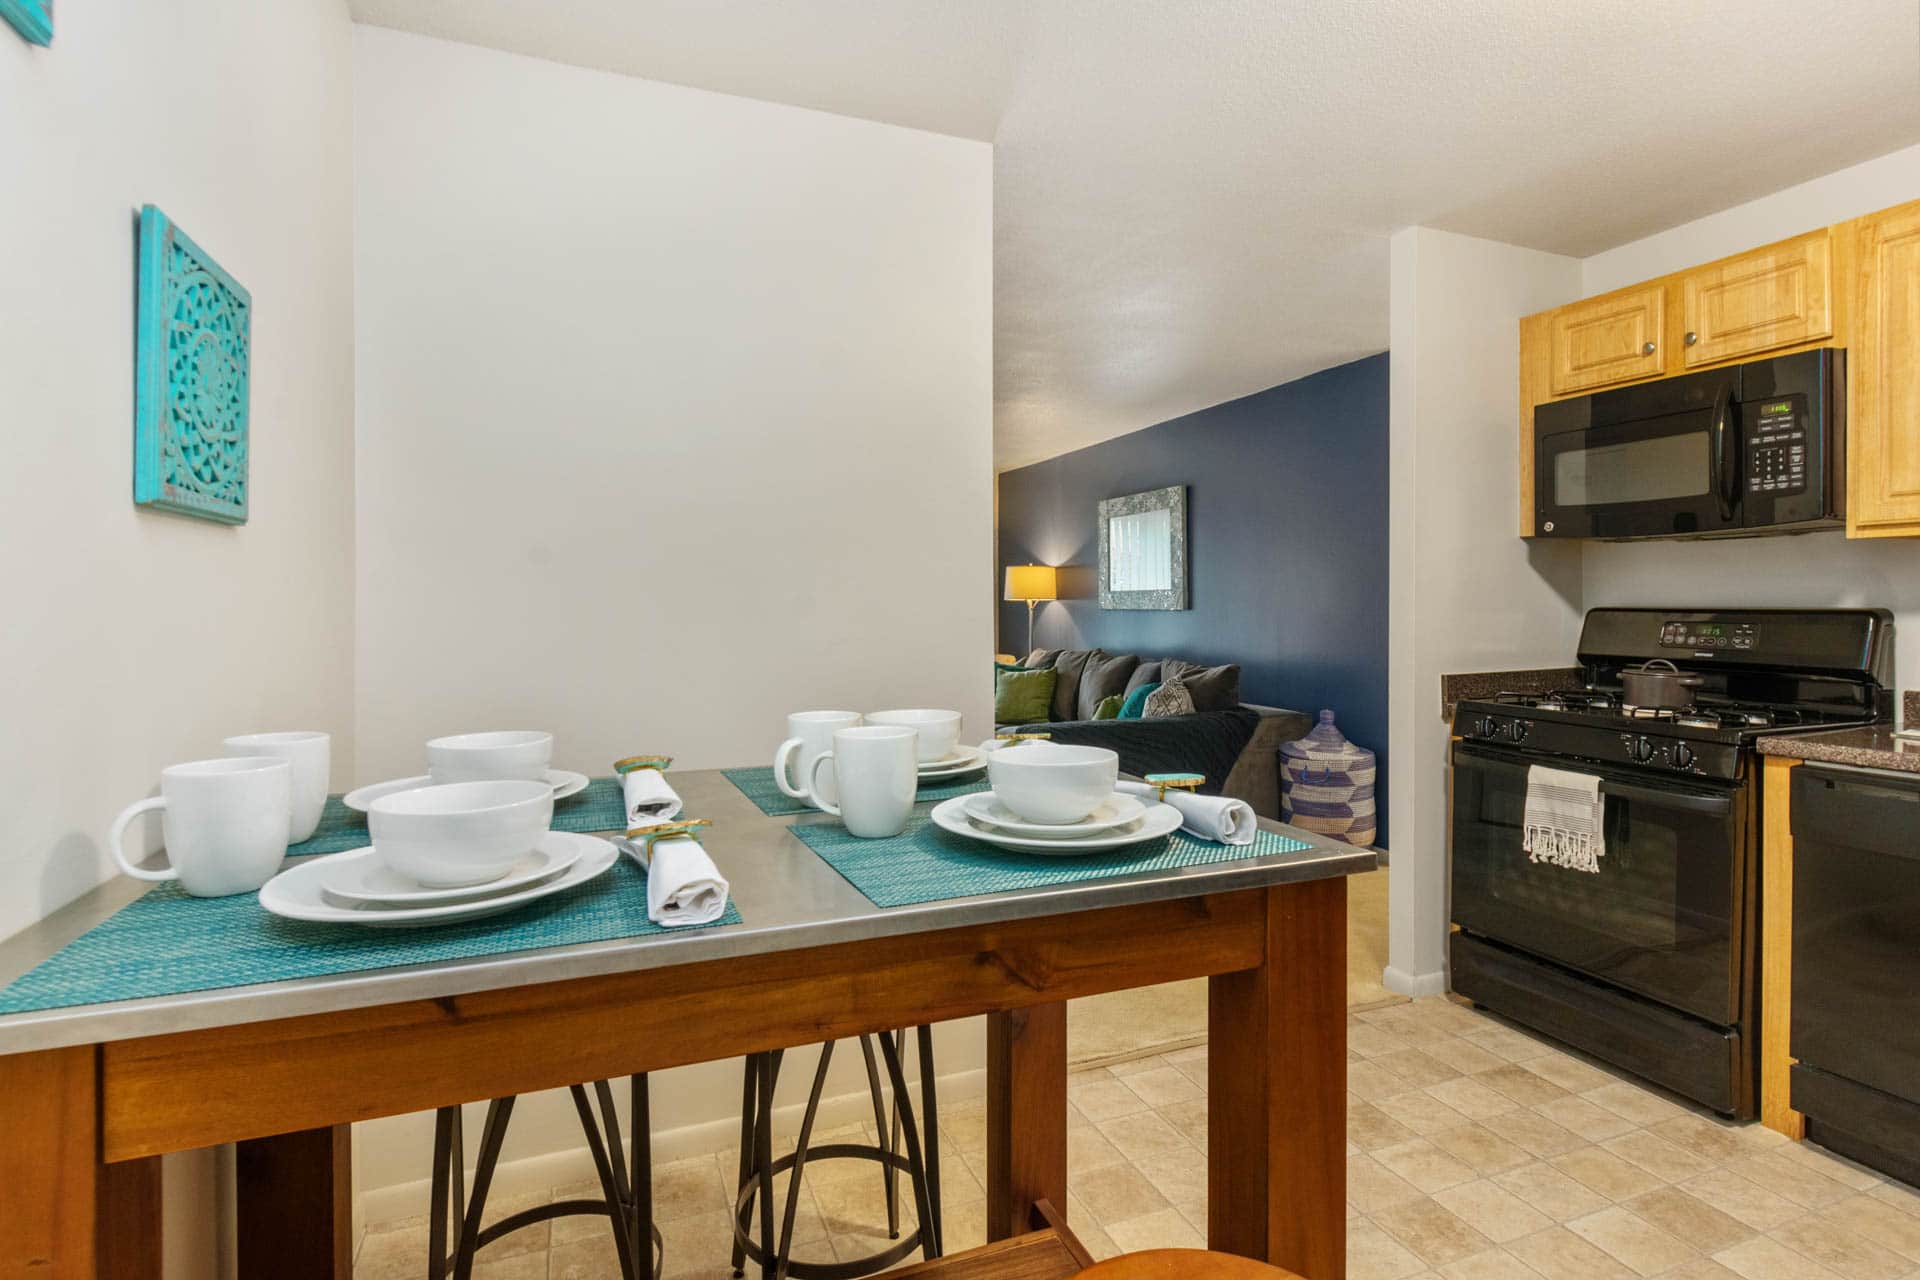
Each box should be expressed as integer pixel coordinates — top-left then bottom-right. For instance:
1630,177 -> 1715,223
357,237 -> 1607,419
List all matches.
1554,431 -> 1711,506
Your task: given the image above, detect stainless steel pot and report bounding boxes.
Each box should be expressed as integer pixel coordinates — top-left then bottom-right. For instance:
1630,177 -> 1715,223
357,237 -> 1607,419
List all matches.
1621,658 -> 1705,709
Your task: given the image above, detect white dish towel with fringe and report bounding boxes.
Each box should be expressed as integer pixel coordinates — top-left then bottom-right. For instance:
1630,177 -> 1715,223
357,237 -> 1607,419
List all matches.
1522,765 -> 1605,874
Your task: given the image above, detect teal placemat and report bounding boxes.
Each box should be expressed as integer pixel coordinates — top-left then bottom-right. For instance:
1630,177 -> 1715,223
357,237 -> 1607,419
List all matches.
0,854 -> 740,1017
790,814 -> 1311,909
723,766 -> 989,817
286,776 -> 627,857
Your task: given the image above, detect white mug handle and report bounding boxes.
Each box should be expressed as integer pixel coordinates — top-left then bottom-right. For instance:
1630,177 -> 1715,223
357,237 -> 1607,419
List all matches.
110,797 -> 178,882
807,751 -> 841,816
773,737 -> 807,797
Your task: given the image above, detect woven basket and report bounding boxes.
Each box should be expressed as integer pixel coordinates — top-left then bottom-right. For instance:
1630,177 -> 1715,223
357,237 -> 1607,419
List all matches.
1280,709 -> 1376,846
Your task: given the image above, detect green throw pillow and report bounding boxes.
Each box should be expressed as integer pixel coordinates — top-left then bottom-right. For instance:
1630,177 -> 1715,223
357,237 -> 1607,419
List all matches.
994,661 -> 1026,675
1117,681 -> 1159,719
995,666 -> 1056,725
1092,693 -> 1124,720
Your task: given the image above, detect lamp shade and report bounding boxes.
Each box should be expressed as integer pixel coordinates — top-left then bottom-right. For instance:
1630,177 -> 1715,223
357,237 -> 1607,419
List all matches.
1003,564 -> 1058,602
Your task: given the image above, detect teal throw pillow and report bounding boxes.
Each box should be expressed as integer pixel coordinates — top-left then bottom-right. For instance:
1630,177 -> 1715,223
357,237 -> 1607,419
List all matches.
995,666 -> 1057,725
1092,693 -> 1124,720
1117,681 -> 1159,719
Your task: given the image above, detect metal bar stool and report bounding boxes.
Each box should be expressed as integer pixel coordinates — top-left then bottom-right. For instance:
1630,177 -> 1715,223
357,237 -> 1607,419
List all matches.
427,1074 -> 664,1280
730,1027 -> 943,1280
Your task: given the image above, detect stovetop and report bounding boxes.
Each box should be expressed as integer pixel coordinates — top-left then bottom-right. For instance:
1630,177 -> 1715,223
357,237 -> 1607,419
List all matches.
1451,608 -> 1893,781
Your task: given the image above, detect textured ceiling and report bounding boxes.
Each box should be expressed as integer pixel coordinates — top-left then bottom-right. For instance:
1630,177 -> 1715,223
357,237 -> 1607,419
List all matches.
349,1 -> 1920,470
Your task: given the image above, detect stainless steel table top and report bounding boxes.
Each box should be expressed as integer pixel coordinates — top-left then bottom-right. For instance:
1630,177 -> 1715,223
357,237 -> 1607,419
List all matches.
0,770 -> 1376,1055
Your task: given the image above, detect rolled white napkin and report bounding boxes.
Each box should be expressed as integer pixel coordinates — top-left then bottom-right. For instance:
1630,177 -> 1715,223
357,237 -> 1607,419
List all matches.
621,768 -> 683,825
620,834 -> 729,927
1116,780 -> 1258,845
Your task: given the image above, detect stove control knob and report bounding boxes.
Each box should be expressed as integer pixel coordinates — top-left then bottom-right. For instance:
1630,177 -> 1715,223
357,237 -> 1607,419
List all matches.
1672,743 -> 1695,770
1630,736 -> 1656,763
1511,719 -> 1530,743
1473,716 -> 1498,739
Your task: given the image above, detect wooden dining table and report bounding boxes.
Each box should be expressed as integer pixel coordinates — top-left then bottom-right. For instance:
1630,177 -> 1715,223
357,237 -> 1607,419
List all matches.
0,769 -> 1371,1280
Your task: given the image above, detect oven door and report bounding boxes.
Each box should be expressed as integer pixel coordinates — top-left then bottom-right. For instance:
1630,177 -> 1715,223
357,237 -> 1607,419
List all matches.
1534,398 -> 1740,539
1450,742 -> 1748,1025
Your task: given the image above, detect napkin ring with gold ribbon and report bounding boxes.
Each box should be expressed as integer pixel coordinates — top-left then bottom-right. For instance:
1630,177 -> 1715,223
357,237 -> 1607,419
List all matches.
993,732 -> 1051,743
1144,772 -> 1205,803
626,816 -> 711,850
614,754 -> 674,775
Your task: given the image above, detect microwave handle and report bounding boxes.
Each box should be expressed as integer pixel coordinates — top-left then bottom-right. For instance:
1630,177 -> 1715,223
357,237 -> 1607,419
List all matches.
1711,383 -> 1738,521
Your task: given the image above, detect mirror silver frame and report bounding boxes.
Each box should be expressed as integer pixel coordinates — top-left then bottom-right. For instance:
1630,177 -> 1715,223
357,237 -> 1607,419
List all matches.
1098,484 -> 1188,610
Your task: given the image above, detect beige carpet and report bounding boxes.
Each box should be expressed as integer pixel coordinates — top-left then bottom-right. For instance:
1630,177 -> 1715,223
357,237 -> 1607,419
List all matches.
1067,862 -> 1396,1068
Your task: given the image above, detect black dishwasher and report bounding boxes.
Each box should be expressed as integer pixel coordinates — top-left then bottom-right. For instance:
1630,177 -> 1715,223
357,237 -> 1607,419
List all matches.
1790,763 -> 1920,1187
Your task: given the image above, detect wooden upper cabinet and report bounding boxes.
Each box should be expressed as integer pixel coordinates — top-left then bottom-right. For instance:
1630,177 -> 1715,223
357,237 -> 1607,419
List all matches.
1680,230 -> 1833,367
1547,284 -> 1667,395
1848,201 -> 1920,537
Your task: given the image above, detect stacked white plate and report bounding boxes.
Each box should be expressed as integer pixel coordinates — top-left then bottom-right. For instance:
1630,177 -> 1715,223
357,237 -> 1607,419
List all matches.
930,791 -> 1181,856
342,770 -> 590,812
917,745 -> 988,781
258,831 -> 618,927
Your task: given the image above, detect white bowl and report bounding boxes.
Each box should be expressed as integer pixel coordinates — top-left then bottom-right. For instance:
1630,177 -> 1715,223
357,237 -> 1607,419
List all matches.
426,730 -> 554,783
368,780 -> 554,888
866,709 -> 963,763
985,742 -> 1119,825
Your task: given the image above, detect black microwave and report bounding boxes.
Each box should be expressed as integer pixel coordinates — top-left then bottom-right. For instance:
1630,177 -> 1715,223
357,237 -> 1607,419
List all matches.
1532,348 -> 1844,540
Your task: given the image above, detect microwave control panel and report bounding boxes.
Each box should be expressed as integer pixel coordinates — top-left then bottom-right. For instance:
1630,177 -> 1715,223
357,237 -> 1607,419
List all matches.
1745,395 -> 1807,496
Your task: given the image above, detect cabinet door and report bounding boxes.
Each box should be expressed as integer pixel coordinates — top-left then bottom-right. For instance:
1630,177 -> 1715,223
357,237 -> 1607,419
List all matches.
1849,203 -> 1920,537
1548,285 -> 1666,395
1681,230 -> 1833,367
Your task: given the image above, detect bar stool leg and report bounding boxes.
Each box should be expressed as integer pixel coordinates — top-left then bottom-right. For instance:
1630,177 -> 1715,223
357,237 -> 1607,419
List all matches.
731,1060 -> 759,1279
857,1036 -> 900,1240
876,1033 -> 937,1262
755,1052 -> 780,1280
452,1097 -> 515,1280
917,1026 -> 941,1256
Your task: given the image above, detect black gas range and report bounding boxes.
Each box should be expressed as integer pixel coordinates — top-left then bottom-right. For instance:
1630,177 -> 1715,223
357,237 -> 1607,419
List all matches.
1449,608 -> 1892,1117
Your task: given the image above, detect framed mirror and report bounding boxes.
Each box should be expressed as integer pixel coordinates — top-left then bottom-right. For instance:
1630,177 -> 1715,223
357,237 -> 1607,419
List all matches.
1098,485 -> 1188,610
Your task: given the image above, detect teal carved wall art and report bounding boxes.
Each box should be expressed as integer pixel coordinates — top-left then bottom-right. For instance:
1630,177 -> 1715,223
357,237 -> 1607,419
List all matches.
134,206 -> 252,525
0,0 -> 51,45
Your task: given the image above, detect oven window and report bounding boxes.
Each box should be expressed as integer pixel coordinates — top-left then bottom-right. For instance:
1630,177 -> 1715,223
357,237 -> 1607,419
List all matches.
1554,431 -> 1711,506
1450,747 -> 1741,1025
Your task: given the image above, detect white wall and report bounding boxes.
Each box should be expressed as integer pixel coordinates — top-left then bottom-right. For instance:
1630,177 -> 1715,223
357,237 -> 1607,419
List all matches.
1386,228 -> 1583,995
351,26 -> 992,1209
1581,144 -> 1920,695
0,2 -> 356,1274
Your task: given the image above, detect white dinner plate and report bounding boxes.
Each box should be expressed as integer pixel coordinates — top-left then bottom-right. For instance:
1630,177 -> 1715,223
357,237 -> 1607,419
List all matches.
343,769 -> 590,812
929,796 -> 1182,855
260,832 -> 617,927
960,791 -> 1148,838
320,843 -> 579,906
917,745 -> 987,779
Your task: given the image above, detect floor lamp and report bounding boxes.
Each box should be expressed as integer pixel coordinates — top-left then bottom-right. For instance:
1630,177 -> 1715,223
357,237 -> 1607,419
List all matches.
1003,564 -> 1058,656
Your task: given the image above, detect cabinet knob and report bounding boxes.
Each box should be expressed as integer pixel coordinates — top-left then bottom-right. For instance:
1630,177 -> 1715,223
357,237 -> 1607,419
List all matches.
1642,341 -> 1657,355
1685,331 -> 1699,346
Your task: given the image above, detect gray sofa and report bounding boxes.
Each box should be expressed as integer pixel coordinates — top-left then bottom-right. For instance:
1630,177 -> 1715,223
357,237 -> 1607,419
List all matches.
998,649 -> 1310,819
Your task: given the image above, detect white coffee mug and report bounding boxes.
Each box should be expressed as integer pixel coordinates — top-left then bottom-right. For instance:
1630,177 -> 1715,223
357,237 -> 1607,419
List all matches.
110,758 -> 292,897
866,709 -> 963,763
774,711 -> 862,806
806,725 -> 917,838
224,731 -> 330,843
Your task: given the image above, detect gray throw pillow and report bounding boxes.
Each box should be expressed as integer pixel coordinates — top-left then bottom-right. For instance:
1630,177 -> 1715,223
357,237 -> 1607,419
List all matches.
1161,660 -> 1241,711
1076,650 -> 1140,721
1124,661 -> 1163,695
1021,649 -> 1059,669
1048,649 -> 1097,723
1143,677 -> 1196,718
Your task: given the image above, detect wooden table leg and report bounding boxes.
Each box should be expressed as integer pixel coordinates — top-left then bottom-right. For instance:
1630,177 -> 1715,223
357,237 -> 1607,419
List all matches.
99,1156 -> 163,1279
986,1001 -> 1067,1241
1209,879 -> 1347,1280
237,1124 -> 353,1279
0,1045 -> 98,1278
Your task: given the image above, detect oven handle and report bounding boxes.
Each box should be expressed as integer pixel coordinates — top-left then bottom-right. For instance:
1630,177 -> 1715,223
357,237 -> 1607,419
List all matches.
1454,743 -> 1737,816
1711,382 -> 1738,522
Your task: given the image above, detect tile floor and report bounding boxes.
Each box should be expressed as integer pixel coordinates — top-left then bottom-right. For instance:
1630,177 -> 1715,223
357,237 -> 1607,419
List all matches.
355,997 -> 1920,1280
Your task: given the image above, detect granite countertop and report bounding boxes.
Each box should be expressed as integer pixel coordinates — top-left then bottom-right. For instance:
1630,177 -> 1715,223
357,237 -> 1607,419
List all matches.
1758,724 -> 1920,774
1439,667 -> 1584,720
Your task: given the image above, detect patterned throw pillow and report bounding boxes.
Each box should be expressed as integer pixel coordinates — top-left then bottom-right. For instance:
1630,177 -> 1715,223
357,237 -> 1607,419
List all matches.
1142,677 -> 1196,718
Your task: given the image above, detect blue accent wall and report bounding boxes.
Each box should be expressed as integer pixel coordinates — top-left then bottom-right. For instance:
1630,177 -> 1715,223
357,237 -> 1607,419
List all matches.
997,353 -> 1389,844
